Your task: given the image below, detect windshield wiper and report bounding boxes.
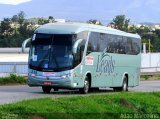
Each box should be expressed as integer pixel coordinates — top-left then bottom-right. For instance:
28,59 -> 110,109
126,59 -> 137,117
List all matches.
48,35 -> 59,69
49,53 -> 59,69
38,52 -> 49,68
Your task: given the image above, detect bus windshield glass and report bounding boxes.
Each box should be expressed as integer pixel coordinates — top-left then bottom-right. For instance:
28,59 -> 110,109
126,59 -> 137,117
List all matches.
29,34 -> 74,71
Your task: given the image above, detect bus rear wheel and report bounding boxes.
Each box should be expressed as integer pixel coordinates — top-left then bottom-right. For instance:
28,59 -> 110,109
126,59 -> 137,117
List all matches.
79,76 -> 90,94
121,76 -> 128,91
42,86 -> 51,93
90,88 -> 99,92
114,76 -> 128,92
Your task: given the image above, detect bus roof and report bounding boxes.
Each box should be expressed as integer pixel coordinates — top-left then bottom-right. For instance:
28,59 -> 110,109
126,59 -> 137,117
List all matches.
35,22 -> 141,39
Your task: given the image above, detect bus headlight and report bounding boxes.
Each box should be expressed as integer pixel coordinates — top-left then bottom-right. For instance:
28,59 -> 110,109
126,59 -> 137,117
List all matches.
29,73 -> 36,77
61,73 -> 72,79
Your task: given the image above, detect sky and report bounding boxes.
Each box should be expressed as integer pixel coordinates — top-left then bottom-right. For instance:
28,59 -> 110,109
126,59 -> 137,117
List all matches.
0,0 -> 160,24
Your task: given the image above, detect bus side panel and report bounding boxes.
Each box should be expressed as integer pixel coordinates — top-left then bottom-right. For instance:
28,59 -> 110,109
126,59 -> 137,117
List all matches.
82,52 -> 113,88
72,65 -> 86,88
112,54 -> 141,87
81,53 -> 98,87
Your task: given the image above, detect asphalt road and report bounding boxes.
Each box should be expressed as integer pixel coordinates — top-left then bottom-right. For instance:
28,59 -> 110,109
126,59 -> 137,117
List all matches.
0,80 -> 160,105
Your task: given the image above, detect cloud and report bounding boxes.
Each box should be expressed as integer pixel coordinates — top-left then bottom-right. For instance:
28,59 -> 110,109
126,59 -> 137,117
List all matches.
0,0 -> 32,5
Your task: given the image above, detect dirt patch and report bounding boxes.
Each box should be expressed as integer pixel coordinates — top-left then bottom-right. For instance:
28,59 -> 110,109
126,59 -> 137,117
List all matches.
120,98 -> 137,111
29,115 -> 44,119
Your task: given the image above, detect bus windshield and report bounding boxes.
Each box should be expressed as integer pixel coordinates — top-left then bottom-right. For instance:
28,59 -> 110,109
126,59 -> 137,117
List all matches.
29,34 -> 74,72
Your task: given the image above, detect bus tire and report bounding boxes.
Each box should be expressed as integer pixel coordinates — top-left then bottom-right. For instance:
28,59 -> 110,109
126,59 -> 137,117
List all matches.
122,76 -> 128,91
90,88 -> 99,92
79,76 -> 90,94
54,88 -> 58,91
42,86 -> 51,93
114,76 -> 128,92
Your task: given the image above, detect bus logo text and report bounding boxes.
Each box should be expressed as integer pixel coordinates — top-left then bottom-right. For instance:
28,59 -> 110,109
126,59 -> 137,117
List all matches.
96,54 -> 115,74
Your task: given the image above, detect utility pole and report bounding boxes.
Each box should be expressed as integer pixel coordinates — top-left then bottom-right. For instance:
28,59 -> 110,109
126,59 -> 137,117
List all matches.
149,39 -> 151,67
149,39 -> 151,53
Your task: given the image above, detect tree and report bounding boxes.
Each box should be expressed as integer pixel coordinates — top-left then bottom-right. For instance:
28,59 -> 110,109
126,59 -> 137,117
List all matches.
48,16 -> 55,23
38,18 -> 49,25
128,25 -> 137,33
87,19 -> 102,25
49,16 -> 54,20
18,11 -> 26,25
0,18 -> 12,34
0,11 -> 35,47
11,15 -> 19,23
110,15 -> 130,31
155,29 -> 160,36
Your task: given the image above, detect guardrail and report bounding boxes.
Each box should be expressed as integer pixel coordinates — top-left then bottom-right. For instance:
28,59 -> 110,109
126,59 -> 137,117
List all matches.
141,67 -> 160,75
0,62 -> 160,77
0,62 -> 28,77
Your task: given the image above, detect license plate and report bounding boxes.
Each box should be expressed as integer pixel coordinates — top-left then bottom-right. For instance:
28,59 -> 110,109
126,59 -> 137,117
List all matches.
43,82 -> 52,85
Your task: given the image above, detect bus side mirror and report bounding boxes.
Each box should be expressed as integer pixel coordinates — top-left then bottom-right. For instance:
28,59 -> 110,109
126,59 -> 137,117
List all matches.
72,39 -> 83,54
22,38 -> 31,53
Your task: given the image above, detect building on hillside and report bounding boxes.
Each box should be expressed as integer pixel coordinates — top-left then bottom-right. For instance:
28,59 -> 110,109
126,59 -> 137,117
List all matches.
55,19 -> 65,23
154,25 -> 160,29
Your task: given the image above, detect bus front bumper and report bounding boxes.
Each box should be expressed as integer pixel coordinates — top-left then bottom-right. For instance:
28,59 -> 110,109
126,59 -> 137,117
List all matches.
27,75 -> 76,89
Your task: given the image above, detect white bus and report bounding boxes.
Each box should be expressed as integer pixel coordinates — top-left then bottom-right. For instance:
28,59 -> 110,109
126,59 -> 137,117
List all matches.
27,22 -> 141,94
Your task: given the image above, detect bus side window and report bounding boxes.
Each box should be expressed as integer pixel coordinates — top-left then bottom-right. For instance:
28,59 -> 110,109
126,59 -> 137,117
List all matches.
87,32 -> 99,54
119,36 -> 126,54
87,42 -> 94,54
132,38 -> 141,55
126,37 -> 133,55
79,40 -> 85,60
107,34 -> 115,53
99,33 -> 105,52
73,40 -> 86,66
73,31 -> 88,66
126,37 -> 140,55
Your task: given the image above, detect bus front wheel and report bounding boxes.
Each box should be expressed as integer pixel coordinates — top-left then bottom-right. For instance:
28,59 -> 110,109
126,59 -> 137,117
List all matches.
79,76 -> 90,94
42,86 -> 51,93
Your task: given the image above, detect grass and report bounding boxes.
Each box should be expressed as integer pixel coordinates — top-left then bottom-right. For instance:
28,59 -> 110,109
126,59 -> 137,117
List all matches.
0,92 -> 160,119
0,74 -> 26,85
140,75 -> 160,80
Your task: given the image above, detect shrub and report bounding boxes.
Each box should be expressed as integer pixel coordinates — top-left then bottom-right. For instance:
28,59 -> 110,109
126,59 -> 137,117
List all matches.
0,74 -> 26,85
